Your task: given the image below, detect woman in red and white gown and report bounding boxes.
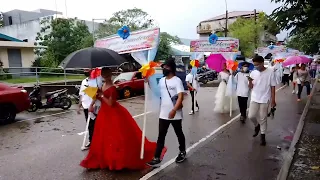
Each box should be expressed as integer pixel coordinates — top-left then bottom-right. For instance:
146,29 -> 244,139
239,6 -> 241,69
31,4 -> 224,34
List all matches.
80,67 -> 166,170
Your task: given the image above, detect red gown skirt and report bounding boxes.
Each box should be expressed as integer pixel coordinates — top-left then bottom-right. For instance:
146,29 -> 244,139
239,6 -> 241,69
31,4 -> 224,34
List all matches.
80,86 -> 166,170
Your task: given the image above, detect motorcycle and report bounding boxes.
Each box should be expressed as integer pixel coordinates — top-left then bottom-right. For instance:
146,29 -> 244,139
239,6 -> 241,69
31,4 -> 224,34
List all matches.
198,73 -> 208,84
71,85 -> 80,104
27,85 -> 72,112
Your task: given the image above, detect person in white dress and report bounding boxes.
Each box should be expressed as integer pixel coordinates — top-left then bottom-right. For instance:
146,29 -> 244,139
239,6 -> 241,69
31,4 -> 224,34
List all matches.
214,63 -> 238,113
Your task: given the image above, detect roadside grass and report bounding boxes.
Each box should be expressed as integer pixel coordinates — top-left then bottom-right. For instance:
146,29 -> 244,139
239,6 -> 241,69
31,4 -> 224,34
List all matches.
1,75 -> 85,84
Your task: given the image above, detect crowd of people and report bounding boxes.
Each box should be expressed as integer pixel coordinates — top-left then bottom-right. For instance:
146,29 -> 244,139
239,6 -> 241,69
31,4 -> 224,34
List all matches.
75,55 -> 319,171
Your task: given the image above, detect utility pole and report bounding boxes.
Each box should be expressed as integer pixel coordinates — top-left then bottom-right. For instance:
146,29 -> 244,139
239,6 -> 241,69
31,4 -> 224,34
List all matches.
225,10 -> 228,37
254,9 -> 257,49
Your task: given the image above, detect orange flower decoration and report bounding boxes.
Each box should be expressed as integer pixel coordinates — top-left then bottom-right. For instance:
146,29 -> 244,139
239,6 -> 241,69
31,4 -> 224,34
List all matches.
190,60 -> 200,67
226,60 -> 239,71
139,61 -> 158,79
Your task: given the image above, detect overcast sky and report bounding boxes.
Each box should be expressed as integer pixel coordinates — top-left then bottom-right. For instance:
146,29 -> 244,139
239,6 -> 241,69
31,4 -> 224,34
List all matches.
1,0 -> 287,40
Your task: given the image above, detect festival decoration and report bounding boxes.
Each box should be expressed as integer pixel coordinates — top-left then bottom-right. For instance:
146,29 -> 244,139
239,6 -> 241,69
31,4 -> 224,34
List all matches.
190,60 -> 200,67
117,26 -> 131,40
209,34 -> 218,44
226,60 -> 239,71
90,68 -> 101,79
268,45 -> 275,50
139,61 -> 158,79
83,86 -> 99,99
274,58 -> 285,63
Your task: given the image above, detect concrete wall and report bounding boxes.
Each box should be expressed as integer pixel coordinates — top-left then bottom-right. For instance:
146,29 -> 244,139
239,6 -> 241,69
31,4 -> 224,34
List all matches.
0,18 -> 100,43
2,9 -> 61,26
0,47 -> 35,68
0,20 -> 41,42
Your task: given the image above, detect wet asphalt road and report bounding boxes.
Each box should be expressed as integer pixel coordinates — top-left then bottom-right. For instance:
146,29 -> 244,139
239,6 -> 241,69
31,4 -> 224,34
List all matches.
0,85 -> 305,180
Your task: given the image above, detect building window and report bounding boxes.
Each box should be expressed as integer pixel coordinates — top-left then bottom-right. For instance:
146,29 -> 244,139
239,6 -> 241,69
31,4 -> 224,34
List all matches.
8,16 -> 13,25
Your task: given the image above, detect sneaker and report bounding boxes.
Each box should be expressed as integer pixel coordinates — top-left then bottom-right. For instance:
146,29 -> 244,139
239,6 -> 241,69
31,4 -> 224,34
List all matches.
292,90 -> 295,94
85,142 -> 91,148
296,91 -> 298,94
189,111 -> 194,115
175,151 -> 186,163
195,107 -> 199,112
253,124 -> 260,137
146,158 -> 162,167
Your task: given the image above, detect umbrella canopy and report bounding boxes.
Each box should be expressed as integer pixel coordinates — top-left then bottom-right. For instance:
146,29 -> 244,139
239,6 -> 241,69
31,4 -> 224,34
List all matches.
282,56 -> 312,67
205,54 -> 226,72
59,47 -> 127,69
238,61 -> 254,71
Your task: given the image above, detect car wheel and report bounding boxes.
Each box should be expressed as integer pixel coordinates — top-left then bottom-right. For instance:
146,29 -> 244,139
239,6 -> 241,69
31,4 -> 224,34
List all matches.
27,102 -> 38,112
123,88 -> 132,99
61,97 -> 72,110
0,104 -> 16,124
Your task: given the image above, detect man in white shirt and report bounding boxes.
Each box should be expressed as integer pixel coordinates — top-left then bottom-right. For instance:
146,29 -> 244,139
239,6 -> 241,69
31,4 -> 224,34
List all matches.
282,67 -> 290,86
248,56 -> 277,146
186,65 -> 199,115
147,58 -> 186,167
77,70 -> 103,149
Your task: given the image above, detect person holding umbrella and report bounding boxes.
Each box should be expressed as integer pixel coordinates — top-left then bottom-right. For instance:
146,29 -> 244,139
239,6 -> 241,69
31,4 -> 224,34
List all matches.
80,67 -> 165,170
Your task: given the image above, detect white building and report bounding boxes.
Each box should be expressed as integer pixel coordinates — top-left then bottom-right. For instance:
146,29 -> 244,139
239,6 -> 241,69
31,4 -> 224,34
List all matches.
196,11 -> 277,44
0,9 -> 100,44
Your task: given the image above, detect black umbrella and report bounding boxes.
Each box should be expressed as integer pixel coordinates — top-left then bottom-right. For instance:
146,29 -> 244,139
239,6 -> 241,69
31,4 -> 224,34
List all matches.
59,47 -> 127,69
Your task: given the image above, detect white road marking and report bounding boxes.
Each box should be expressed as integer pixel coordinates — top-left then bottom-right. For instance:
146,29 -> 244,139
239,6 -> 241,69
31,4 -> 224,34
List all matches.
18,95 -> 146,123
77,111 -> 152,135
139,85 -> 286,180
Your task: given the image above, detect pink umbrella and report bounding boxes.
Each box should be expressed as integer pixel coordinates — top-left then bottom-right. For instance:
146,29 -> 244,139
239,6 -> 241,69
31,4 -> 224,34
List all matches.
206,54 -> 226,72
282,56 -> 312,67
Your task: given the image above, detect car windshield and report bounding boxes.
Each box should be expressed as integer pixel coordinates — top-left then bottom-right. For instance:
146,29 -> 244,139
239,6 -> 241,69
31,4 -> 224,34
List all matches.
113,72 -> 134,82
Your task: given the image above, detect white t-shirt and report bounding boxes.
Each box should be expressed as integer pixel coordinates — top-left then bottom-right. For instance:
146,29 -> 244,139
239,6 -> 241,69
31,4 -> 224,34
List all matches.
250,68 -> 277,103
159,76 -> 184,120
283,67 -> 290,74
235,72 -> 250,97
185,73 -> 199,90
79,78 -> 93,109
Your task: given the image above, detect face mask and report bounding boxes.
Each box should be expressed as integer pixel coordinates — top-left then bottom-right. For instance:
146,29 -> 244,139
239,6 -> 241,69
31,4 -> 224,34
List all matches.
163,68 -> 171,76
254,65 -> 263,71
242,67 -> 248,72
84,72 -> 90,77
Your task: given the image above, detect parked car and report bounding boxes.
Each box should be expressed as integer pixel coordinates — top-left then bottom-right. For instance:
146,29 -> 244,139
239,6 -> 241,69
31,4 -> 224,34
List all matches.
0,83 -> 30,124
113,71 -> 144,99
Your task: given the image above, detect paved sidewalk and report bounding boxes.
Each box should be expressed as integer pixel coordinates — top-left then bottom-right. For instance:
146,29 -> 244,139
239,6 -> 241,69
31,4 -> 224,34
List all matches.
148,87 -> 307,180
287,83 -> 320,180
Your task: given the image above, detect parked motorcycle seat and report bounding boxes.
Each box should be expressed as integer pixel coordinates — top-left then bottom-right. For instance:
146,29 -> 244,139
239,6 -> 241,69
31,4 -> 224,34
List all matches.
45,89 -> 67,97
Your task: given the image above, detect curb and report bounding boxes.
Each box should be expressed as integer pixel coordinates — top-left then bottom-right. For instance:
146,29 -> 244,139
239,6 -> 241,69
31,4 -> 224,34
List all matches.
276,80 -> 319,180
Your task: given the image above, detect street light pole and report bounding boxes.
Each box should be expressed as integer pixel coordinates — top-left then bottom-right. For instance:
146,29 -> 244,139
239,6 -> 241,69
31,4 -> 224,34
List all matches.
92,18 -> 107,47
224,0 -> 228,37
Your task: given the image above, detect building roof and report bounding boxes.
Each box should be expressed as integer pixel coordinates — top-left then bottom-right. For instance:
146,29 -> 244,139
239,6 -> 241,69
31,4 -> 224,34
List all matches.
0,33 -> 23,42
201,11 -> 260,23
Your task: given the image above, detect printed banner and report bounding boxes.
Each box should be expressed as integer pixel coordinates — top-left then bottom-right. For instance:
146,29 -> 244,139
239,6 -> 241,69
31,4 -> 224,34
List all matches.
256,46 -> 302,57
94,28 -> 160,54
190,37 -> 239,52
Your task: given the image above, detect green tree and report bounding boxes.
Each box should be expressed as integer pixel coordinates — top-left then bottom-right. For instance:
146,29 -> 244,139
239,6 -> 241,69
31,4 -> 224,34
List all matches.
228,13 -> 279,57
286,28 -> 320,54
271,0 -> 320,34
96,8 -> 154,38
0,12 -> 3,27
155,32 -> 182,61
35,18 -> 92,67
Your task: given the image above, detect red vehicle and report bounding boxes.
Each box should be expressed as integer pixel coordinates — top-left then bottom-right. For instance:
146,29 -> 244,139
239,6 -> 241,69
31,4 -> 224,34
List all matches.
113,71 -> 144,99
0,83 -> 30,124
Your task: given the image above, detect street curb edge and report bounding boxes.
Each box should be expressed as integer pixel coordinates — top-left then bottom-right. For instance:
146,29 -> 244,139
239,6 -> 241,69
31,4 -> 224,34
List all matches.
276,80 -> 318,180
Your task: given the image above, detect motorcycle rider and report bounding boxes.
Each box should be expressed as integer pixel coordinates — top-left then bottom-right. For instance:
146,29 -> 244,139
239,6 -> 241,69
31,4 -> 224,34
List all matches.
77,69 -> 96,149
